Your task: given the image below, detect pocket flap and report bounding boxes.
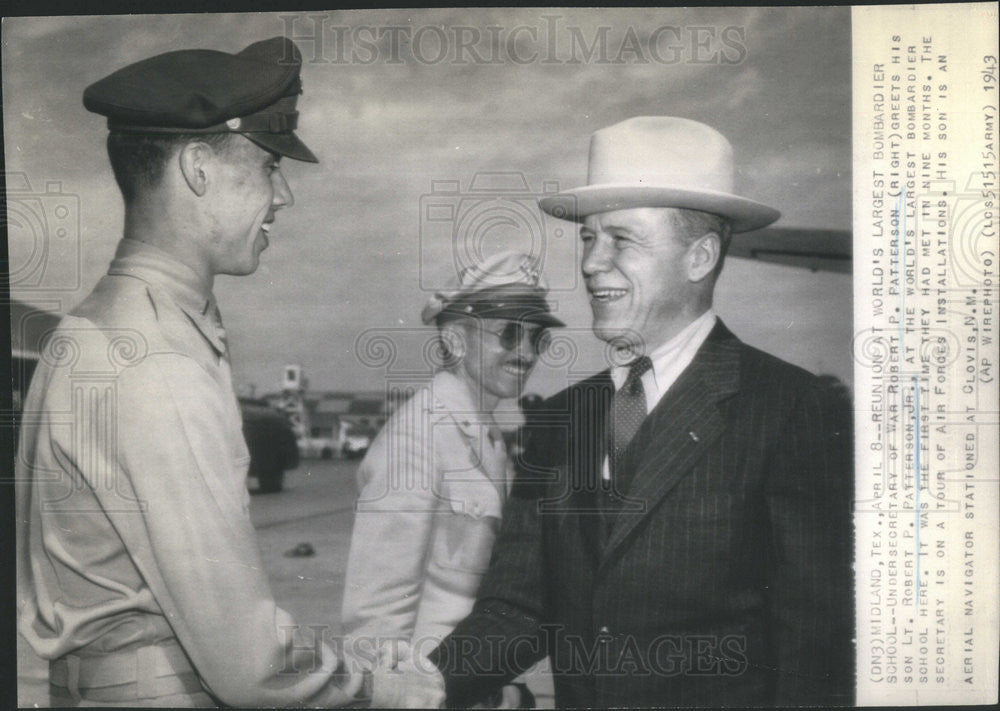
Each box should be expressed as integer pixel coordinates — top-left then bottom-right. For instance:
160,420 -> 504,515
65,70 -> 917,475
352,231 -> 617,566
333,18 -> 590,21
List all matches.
445,478 -> 502,520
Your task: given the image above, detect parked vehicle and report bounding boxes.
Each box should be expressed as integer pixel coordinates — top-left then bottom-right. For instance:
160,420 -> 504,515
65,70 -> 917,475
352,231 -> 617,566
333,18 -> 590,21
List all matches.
299,436 -> 339,459
239,398 -> 300,493
341,424 -> 375,460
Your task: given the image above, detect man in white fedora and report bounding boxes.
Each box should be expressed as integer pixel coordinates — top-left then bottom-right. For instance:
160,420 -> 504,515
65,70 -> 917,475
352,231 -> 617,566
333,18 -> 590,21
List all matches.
417,117 -> 854,707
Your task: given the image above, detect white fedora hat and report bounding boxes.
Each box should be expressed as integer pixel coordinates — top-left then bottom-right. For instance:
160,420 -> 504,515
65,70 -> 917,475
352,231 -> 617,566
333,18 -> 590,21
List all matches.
538,116 -> 780,232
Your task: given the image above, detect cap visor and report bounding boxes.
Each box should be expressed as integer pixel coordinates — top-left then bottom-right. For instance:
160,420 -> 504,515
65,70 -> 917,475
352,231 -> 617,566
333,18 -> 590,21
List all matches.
477,306 -> 566,328
524,312 -> 566,328
243,131 -> 318,163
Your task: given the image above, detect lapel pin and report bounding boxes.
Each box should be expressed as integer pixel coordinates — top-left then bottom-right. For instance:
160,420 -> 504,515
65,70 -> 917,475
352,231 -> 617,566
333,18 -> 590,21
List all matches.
688,431 -> 700,442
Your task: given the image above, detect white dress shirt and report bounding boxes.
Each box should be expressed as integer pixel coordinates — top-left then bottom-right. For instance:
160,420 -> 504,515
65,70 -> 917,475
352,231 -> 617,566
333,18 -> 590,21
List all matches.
603,309 -> 718,480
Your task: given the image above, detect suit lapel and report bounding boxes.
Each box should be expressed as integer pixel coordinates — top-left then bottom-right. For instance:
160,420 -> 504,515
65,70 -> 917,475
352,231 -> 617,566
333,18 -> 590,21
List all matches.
576,369 -> 613,501
574,370 -> 613,567
598,322 -> 742,576
535,370 -> 613,571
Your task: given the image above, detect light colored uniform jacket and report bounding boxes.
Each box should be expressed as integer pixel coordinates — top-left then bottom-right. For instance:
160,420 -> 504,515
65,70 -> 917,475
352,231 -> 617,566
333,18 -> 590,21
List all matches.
342,370 -> 511,653
16,239 -> 353,707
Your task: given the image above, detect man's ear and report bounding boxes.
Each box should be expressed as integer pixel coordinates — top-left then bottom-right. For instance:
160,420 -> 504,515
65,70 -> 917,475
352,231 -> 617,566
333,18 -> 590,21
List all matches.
439,323 -> 466,362
687,232 -> 721,282
178,141 -> 212,197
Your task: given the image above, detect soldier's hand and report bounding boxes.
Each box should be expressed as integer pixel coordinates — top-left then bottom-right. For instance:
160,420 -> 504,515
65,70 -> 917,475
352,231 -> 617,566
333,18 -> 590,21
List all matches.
370,641 -> 445,708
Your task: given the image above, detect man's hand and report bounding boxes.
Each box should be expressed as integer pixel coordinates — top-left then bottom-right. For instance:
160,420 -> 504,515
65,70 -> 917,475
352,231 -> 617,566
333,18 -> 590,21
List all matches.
316,663 -> 368,708
469,683 -> 531,709
369,641 -> 446,708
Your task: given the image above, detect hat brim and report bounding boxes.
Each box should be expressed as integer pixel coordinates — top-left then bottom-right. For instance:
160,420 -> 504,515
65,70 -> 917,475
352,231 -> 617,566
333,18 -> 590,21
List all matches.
242,131 -> 318,163
539,184 -> 780,233
436,304 -> 566,329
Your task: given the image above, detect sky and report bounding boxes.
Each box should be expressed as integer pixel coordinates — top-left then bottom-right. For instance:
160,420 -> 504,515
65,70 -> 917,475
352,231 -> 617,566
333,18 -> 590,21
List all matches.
3,8 -> 853,399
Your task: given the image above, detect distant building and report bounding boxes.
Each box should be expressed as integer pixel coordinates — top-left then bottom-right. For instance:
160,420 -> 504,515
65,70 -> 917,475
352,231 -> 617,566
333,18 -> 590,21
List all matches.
263,389 -> 388,438
262,365 -> 410,456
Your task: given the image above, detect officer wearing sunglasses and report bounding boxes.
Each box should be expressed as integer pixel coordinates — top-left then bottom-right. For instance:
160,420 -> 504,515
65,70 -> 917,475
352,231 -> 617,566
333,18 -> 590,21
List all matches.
343,251 -> 563,708
479,321 -> 552,355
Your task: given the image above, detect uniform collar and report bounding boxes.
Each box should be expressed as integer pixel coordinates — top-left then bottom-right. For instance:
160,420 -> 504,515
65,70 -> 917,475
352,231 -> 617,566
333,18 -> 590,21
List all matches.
107,239 -> 227,356
431,370 -> 508,494
430,370 -> 498,436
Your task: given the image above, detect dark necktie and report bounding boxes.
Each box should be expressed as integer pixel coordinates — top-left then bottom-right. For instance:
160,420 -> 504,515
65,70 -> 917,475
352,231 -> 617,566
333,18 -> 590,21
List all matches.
609,356 -> 652,494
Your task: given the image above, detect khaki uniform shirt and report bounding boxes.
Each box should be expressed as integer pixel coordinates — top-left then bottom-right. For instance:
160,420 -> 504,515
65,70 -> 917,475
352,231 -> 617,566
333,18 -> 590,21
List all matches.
16,239 -> 353,707
342,370 -> 511,653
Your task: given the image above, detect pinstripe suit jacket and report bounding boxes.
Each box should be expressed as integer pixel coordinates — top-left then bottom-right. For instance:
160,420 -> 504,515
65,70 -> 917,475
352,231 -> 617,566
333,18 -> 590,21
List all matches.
431,321 -> 854,707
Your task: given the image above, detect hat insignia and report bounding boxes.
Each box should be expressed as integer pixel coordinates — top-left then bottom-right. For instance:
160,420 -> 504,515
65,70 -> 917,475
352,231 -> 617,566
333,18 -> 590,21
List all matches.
517,258 -> 541,285
226,117 -> 242,130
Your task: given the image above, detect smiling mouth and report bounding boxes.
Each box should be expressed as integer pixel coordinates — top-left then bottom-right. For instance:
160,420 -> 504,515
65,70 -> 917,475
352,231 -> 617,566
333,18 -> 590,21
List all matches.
589,287 -> 628,303
502,360 -> 533,376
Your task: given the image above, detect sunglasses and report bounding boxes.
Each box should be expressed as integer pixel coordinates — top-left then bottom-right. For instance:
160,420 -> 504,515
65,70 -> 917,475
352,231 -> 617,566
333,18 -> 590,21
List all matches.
477,321 -> 552,354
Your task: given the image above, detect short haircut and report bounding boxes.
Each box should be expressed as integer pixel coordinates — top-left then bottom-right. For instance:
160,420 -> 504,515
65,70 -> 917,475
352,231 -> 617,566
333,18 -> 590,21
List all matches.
106,132 -> 236,204
666,208 -> 734,278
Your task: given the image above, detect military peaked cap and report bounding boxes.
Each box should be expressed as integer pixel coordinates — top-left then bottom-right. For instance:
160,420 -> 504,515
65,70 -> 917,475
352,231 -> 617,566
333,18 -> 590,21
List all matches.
83,36 -> 317,162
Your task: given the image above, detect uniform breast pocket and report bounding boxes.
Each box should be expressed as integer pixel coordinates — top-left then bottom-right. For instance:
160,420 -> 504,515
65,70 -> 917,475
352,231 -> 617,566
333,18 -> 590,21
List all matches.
433,481 -> 502,575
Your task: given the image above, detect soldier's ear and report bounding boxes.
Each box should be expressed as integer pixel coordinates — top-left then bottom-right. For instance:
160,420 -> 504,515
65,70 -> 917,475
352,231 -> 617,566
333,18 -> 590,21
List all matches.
178,140 -> 211,197
439,323 -> 466,363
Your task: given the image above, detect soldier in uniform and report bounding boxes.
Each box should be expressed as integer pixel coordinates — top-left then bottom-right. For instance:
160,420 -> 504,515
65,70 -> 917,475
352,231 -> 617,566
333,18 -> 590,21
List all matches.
342,251 -> 564,708
15,37 -> 364,707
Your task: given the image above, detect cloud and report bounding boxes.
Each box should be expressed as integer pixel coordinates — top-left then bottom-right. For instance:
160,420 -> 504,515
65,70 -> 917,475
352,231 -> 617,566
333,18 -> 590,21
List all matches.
5,8 -> 852,394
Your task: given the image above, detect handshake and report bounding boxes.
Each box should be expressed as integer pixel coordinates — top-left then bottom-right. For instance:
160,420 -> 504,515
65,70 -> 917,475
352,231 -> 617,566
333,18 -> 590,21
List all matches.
357,641 -> 528,709
362,640 -> 446,708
